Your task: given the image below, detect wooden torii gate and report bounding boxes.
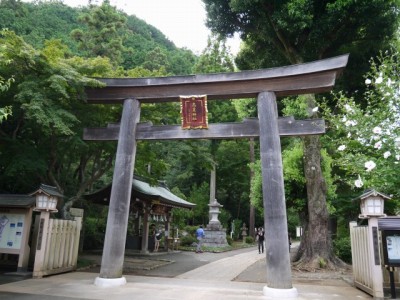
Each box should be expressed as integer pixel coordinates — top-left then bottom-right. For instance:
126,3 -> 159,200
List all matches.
83,54 -> 349,296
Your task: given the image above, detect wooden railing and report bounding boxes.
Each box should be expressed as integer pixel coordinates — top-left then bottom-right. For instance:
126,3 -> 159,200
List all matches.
32,215 -> 82,278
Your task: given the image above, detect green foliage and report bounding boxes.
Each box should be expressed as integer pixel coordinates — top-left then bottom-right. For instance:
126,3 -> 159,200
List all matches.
141,47 -> 170,72
249,160 -> 262,211
0,0 -> 82,52
218,208 -> 232,230
0,0 -> 196,74
180,235 -> 197,247
283,142 -> 306,185
0,29 -> 118,200
287,207 -> 300,238
333,236 -> 352,264
245,236 -> 254,244
226,235 -> 233,246
189,182 -> 211,225
171,208 -> 194,229
282,96 -> 310,119
318,257 -> 327,269
82,214 -> 107,250
323,51 -> 400,201
231,219 -> 243,240
183,225 -> 198,236
233,98 -> 257,119
193,35 -> 235,74
179,225 -> 199,247
0,106 -> 11,122
70,0 -> 128,66
206,0 -> 399,76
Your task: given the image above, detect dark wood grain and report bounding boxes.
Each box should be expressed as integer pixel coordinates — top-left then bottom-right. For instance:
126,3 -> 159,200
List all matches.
83,118 -> 325,141
99,98 -> 140,279
85,54 -> 349,103
258,91 -> 293,289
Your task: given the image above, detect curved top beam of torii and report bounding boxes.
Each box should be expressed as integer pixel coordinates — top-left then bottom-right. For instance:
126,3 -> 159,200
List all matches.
85,54 -> 349,104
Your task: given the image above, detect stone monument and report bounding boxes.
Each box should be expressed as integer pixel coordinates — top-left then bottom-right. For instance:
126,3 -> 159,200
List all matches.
202,165 -> 228,247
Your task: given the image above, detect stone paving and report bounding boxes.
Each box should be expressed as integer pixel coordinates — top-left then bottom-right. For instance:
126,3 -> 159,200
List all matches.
0,245 -> 373,300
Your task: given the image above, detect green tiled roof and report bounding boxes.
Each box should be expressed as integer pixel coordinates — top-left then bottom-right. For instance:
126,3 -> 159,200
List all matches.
0,194 -> 36,208
133,179 -> 195,208
85,177 -> 195,209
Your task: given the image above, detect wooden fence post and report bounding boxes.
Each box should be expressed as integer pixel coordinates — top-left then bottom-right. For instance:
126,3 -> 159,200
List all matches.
32,211 -> 50,278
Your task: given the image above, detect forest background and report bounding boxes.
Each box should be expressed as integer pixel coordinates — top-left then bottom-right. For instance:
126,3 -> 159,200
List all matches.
0,0 -> 399,268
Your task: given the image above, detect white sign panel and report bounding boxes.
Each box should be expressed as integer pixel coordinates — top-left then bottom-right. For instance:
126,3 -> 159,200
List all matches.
387,235 -> 400,262
0,213 -> 25,250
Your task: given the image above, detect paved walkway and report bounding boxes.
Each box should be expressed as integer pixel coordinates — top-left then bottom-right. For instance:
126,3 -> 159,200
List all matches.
0,246 -> 372,300
176,249 -> 264,281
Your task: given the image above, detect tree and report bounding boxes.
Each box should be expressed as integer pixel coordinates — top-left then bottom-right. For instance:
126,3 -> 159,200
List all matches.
203,0 -> 400,269
0,0 -> 197,75
0,0 -> 82,52
0,29 -> 117,217
71,0 -> 128,66
324,51 -> 400,202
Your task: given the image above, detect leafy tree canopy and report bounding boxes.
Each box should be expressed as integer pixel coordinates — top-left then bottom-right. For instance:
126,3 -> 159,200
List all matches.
204,0 -> 400,93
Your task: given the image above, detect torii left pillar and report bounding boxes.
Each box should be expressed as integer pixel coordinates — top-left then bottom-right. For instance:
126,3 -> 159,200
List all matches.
95,98 -> 140,287
258,91 -> 297,298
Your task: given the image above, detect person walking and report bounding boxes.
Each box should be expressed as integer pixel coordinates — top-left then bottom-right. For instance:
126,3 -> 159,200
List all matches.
256,227 -> 265,254
196,225 -> 205,253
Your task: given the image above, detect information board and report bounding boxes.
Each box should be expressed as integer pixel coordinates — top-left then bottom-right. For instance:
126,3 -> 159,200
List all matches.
0,213 -> 25,250
382,230 -> 400,267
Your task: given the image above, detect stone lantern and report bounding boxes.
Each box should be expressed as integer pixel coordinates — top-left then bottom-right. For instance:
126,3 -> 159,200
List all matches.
30,184 -> 63,277
351,189 -> 391,299
208,199 -> 223,230
31,184 -> 62,213
356,189 -> 390,219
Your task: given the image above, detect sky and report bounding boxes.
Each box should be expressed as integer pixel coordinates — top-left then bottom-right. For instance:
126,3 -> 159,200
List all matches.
24,0 -> 241,55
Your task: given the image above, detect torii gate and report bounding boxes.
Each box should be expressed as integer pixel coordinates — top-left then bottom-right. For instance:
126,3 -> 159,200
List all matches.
83,54 -> 349,297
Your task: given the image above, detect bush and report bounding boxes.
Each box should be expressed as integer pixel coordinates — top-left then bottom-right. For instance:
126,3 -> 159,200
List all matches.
183,225 -> 198,236
82,216 -> 106,250
180,235 -> 197,247
226,235 -> 233,246
245,236 -> 254,244
333,236 -> 352,264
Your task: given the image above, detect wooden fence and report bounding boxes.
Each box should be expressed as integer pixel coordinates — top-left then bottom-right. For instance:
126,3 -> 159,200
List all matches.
350,224 -> 374,294
349,221 -> 384,298
32,215 -> 82,278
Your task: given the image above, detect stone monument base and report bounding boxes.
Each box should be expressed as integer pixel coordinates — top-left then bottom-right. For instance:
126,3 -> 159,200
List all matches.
203,227 -> 228,247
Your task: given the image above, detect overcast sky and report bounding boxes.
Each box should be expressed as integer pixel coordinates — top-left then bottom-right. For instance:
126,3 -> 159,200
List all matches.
23,0 -> 241,55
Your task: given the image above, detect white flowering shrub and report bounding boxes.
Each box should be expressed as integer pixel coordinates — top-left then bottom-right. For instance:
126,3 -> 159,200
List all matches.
324,51 -> 400,198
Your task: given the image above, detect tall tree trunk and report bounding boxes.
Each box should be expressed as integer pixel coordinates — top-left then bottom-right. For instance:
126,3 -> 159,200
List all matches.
293,94 -> 344,270
249,138 -> 255,238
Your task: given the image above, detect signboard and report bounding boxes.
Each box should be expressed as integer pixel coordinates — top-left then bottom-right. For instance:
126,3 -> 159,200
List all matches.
382,230 -> 400,267
0,213 -> 25,250
70,208 -> 84,217
180,95 -> 208,129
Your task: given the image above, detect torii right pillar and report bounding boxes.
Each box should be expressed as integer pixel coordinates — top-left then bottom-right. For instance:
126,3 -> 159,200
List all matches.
258,91 -> 298,298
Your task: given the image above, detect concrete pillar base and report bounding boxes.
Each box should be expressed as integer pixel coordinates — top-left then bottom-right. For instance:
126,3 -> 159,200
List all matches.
263,286 -> 298,299
94,276 -> 127,287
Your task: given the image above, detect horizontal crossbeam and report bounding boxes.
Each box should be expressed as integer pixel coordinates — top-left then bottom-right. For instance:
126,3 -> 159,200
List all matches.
85,54 -> 349,103
83,117 -> 325,141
